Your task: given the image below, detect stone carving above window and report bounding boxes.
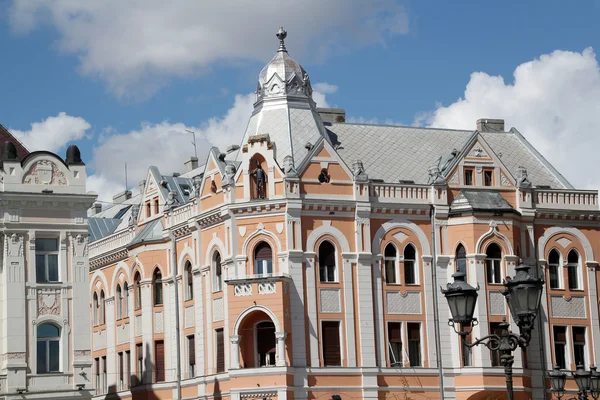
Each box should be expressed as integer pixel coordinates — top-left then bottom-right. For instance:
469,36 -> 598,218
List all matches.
7,233 -> 23,257
23,160 -> 67,185
37,289 -> 61,316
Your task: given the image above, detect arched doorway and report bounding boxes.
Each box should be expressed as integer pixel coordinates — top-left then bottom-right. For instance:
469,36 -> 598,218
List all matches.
235,309 -> 282,368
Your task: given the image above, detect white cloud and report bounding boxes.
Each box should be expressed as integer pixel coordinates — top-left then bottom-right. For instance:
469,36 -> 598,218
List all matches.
10,112 -> 91,153
416,47 -> 600,190
9,0 -> 408,99
88,84 -> 335,201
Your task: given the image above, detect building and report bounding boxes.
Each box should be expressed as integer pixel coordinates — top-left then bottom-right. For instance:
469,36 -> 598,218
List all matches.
0,127 -> 95,399
88,28 -> 600,400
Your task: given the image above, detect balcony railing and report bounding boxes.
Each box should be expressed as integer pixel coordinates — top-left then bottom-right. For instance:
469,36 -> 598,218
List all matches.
167,201 -> 196,228
89,228 -> 134,259
535,189 -> 598,211
370,183 -> 430,204
227,273 -> 290,297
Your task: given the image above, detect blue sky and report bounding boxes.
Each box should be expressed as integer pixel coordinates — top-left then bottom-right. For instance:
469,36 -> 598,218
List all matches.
1,1 -> 600,200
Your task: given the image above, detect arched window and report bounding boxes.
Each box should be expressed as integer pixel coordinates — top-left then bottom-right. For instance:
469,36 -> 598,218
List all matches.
123,282 -> 129,317
213,253 -> 223,292
93,292 -> 99,326
116,284 -> 122,320
318,241 -> 337,282
100,290 -> 106,325
37,324 -> 60,373
548,250 -> 561,289
185,262 -> 194,300
254,242 -> 273,276
384,243 -> 398,284
485,244 -> 502,284
456,244 -> 467,275
567,250 -> 581,290
134,272 -> 142,310
153,269 -> 163,306
404,244 -> 417,285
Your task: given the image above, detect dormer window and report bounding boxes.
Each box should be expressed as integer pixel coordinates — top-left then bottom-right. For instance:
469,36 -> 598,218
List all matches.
464,168 -> 473,186
484,169 -> 493,186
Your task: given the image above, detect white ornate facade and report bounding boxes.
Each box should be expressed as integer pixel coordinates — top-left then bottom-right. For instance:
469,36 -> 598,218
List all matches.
0,139 -> 95,399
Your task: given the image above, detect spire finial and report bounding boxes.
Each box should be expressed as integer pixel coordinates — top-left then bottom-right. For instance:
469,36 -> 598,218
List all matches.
276,26 -> 287,52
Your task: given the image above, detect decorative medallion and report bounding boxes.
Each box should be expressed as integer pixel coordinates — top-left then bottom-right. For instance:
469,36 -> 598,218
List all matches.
38,289 -> 61,316
23,160 -> 67,185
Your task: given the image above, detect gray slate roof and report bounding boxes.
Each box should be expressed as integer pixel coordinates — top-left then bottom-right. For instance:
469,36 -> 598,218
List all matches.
129,219 -> 164,246
450,190 -> 513,213
88,217 -> 121,242
326,123 -> 570,189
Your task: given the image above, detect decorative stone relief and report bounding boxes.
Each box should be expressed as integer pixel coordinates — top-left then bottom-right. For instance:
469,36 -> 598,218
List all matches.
154,311 -> 164,334
386,291 -> 422,315
320,289 -> 341,313
258,282 -> 276,295
73,234 -> 88,257
500,172 -> 511,186
393,232 -> 408,243
489,291 -> 506,315
556,237 -> 572,248
467,145 -> 489,159
6,352 -> 26,360
551,295 -> 586,319
23,160 -> 67,185
74,350 -> 91,357
257,223 -> 265,231
7,233 -> 23,257
234,283 -> 252,296
184,306 -> 194,328
213,297 -> 224,322
37,289 -> 61,316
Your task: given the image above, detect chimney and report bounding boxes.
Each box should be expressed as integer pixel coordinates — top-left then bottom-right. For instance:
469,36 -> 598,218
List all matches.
112,190 -> 132,204
476,118 -> 505,132
139,180 -> 146,194
184,157 -> 199,172
318,108 -> 346,124
92,203 -> 102,215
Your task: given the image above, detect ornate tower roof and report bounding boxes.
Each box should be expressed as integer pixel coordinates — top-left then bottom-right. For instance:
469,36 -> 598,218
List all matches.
256,27 -> 313,103
233,27 -> 330,170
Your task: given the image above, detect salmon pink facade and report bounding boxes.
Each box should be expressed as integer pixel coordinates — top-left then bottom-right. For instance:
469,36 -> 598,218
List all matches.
88,29 -> 600,400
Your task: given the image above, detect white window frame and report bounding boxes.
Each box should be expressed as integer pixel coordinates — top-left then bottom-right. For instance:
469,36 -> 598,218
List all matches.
320,319 -> 344,367
116,285 -> 122,320
123,282 -> 129,318
384,243 -> 399,285
99,291 -> 106,325
318,240 -> 338,283
387,320 -> 403,367
254,259 -> 273,277
403,243 -> 418,285
548,249 -> 563,289
212,254 -> 223,292
185,264 -> 194,300
37,324 -> 61,374
35,237 -> 60,283
486,258 -> 503,284
567,250 -> 582,290
93,292 -> 99,326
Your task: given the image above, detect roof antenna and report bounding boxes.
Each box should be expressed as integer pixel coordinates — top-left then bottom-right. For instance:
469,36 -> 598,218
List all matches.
124,162 -> 128,191
185,129 -> 198,159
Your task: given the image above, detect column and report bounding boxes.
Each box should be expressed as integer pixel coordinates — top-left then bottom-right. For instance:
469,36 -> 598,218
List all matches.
71,232 -> 92,388
230,335 -> 240,369
355,211 -> 376,368
275,332 -> 287,367
304,254 -> 319,367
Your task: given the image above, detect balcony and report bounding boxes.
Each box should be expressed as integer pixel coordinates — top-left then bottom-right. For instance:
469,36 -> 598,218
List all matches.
370,183 -> 431,204
535,189 -> 598,211
227,273 -> 290,298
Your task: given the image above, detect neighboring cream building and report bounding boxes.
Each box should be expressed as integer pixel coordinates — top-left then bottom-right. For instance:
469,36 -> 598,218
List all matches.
0,127 -> 95,399
88,28 -> 600,400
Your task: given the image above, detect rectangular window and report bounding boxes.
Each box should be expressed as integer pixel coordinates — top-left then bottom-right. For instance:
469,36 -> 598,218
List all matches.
464,169 -> 474,185
490,322 -> 503,367
255,260 -> 273,276
568,264 -> 580,290
484,169 -> 493,186
549,262 -> 560,289
94,358 -> 100,392
322,321 -> 341,366
36,238 -> 59,283
456,258 -> 467,275
404,260 -> 416,285
388,322 -> 402,367
215,328 -> 225,373
37,337 -> 60,373
407,323 -> 421,367
136,343 -> 143,384
145,201 -> 151,218
319,264 -> 336,282
573,326 -> 586,368
486,259 -> 502,284
154,198 -> 160,215
188,335 -> 196,378
125,350 -> 131,390
385,258 -> 397,284
554,326 -> 567,369
102,356 -> 107,394
118,352 -> 123,391
462,326 -> 472,367
155,341 -> 165,382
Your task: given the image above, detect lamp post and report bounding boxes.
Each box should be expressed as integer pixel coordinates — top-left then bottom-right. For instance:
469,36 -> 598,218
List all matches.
441,263 -> 545,400
550,364 -> 600,400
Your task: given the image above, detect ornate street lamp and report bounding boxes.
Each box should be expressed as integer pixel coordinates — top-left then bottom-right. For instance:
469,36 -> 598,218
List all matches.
550,364 -> 600,400
550,365 -> 567,399
441,262 -> 544,400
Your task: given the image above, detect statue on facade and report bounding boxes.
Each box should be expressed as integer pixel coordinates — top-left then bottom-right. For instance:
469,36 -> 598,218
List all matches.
250,162 -> 267,199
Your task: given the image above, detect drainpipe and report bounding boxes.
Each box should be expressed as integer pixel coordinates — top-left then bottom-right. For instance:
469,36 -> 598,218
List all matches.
170,232 -> 182,400
430,204 -> 445,399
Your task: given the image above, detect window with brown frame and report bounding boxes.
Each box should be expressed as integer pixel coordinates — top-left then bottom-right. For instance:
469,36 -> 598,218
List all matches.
155,341 -> 165,382
216,328 -> 225,373
554,326 -> 567,369
484,169 -> 494,186
407,323 -> 421,367
464,168 -> 474,185
388,322 -> 402,367
322,321 -> 341,367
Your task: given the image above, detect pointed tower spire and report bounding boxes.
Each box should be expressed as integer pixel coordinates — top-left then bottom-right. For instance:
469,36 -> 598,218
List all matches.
276,26 -> 287,53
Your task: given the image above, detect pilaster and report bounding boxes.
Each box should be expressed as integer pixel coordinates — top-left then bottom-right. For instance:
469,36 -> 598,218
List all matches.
468,253 -> 491,367
140,281 -> 153,383
105,297 -> 116,390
